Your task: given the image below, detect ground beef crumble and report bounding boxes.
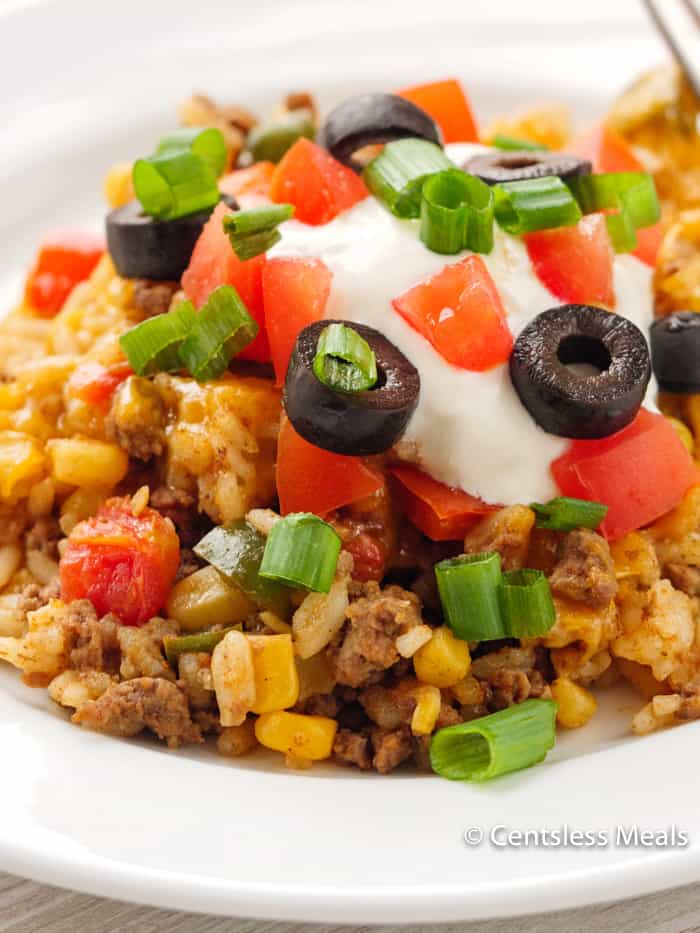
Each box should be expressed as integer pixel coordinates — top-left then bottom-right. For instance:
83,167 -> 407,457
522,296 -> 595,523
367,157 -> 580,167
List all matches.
25,516 -> 62,559
132,279 -> 180,318
549,528 -> 617,609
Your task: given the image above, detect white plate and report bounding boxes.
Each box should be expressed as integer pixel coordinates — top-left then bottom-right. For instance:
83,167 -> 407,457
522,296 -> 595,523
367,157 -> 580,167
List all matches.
1,0 -> 697,923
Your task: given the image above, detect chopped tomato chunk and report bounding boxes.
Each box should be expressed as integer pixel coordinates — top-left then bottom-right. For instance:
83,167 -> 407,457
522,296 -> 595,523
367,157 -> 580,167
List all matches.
390,463 -> 495,541
524,213 -> 616,308
182,201 -> 270,362
219,161 -> 275,201
551,409 -> 700,541
631,220 -> 665,268
276,416 -> 384,516
569,124 -> 644,174
68,361 -> 133,411
60,496 -> 180,626
269,138 -> 368,225
396,79 -> 479,144
262,256 -> 332,385
25,228 -> 105,317
392,255 -> 512,370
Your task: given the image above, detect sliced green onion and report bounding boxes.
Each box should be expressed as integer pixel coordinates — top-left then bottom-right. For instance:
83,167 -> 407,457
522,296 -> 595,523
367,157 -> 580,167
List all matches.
222,204 -> 295,261
164,627 -> 239,668
247,111 -> 315,164
420,169 -> 494,254
498,569 -> 556,638
531,496 -> 608,532
119,301 -> 196,376
259,513 -> 341,593
156,126 -> 227,177
493,176 -> 582,234
132,150 -> 220,220
364,138 -> 454,218
312,323 -> 378,393
194,521 -> 291,617
178,285 -> 258,381
430,698 -> 557,782
567,172 -> 661,252
490,134 -> 547,152
435,551 -> 505,642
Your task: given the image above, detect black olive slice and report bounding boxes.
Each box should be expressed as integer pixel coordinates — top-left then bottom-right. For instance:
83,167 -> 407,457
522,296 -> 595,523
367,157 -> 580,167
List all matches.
284,320 -> 420,456
464,150 -> 592,186
510,305 -> 651,439
650,311 -> 700,393
317,93 -> 442,172
106,194 -> 238,281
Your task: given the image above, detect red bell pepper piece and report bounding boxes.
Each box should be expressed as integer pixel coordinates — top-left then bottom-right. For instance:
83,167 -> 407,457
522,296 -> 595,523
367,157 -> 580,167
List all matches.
392,255 -> 513,370
262,256 -> 332,386
551,409 -> 700,541
68,361 -> 134,411
390,463 -> 495,541
181,202 -> 270,362
276,416 -> 384,516
25,228 -> 105,317
396,79 -> 479,144
60,496 -> 180,627
269,138 -> 368,225
524,213 -> 616,308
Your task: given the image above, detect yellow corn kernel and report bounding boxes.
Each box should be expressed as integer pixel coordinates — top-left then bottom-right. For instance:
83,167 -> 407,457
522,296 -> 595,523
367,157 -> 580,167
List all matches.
254,710 -> 337,761
413,626 -> 471,688
666,416 -> 695,455
411,684 -> 441,735
47,438 -> 128,488
166,565 -> 253,632
248,634 -> 299,714
0,431 -> 45,501
104,161 -> 134,208
550,677 -> 597,728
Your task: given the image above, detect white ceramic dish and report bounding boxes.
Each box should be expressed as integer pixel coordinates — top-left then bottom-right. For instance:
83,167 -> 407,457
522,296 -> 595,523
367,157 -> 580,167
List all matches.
1,0 -> 698,923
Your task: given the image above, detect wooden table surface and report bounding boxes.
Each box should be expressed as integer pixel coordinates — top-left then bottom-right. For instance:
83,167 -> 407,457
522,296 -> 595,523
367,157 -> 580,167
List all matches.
2,872 -> 699,932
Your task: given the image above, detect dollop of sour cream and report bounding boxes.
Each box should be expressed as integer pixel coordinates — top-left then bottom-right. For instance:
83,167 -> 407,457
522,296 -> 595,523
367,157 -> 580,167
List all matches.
269,143 -> 654,505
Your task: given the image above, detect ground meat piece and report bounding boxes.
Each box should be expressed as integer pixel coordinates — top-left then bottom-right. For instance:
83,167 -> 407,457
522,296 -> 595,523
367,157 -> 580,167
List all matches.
488,670 -> 532,710
371,726 -> 413,774
328,583 -> 423,688
63,601 -> 121,673
336,699 -> 369,731
360,679 -> 417,729
665,563 -> 700,597
176,548 -> 203,582
333,729 -> 372,770
284,91 -> 317,119
132,280 -> 180,318
549,528 -> 617,609
25,517 -> 62,560
411,734 -> 432,771
17,583 -> 46,616
106,376 -> 167,462
150,486 -> 205,547
463,505 -> 535,571
118,617 -> 178,681
436,700 -> 463,728
470,644 -> 552,712
72,676 -> 202,747
295,692 -> 339,718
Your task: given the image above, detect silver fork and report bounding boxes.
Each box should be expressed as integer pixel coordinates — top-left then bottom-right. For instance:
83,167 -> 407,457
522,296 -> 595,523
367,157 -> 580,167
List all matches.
642,0 -> 700,97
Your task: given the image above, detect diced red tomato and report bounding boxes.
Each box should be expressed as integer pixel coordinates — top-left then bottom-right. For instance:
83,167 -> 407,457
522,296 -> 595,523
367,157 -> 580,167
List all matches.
276,415 -> 384,516
60,496 -> 180,626
569,124 -> 644,174
219,161 -> 275,201
25,228 -> 105,317
390,463 -> 495,541
551,409 -> 700,541
392,255 -> 513,370
68,361 -> 133,411
631,220 -> 665,267
396,79 -> 479,144
341,531 -> 387,583
181,201 -> 270,362
262,256 -> 332,386
524,213 -> 616,308
269,138 -> 368,226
